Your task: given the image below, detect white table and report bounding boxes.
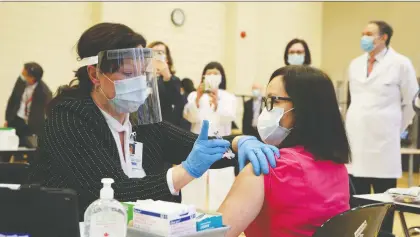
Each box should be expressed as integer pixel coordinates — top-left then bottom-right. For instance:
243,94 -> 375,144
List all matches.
79,223 -> 230,237
354,193 -> 420,237
401,148 -> 420,187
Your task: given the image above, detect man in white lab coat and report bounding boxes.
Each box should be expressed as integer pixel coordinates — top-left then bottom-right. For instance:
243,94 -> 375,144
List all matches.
346,21 -> 419,236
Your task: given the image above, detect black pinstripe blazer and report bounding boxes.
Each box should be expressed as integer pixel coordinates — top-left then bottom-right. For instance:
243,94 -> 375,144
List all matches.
29,96 -> 236,219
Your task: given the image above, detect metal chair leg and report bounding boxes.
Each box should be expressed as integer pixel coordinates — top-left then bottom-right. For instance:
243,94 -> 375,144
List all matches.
399,212 -> 411,237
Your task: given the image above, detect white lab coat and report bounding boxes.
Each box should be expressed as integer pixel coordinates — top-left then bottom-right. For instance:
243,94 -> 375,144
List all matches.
346,47 -> 419,178
183,89 -> 237,136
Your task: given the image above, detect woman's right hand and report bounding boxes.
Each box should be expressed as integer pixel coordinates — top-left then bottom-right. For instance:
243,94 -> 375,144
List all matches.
182,120 -> 230,178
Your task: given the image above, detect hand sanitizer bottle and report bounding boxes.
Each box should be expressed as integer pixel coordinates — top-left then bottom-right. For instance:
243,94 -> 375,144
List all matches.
84,178 -> 127,237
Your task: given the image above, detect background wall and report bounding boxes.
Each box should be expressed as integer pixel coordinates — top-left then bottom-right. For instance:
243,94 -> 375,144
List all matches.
0,2 -> 94,123
0,2 -> 323,126
101,2 -> 227,87
322,2 -> 420,106
224,2 -> 323,128
225,2 -> 323,95
1,2 -> 419,125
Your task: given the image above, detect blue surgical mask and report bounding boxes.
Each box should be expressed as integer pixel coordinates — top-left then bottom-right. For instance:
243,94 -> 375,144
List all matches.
257,107 -> 293,146
252,89 -> 261,98
101,75 -> 150,114
360,36 -> 375,52
287,54 -> 305,65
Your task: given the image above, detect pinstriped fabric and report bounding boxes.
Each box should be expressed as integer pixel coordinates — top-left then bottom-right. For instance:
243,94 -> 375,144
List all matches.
29,97 -> 178,219
29,96 -> 238,219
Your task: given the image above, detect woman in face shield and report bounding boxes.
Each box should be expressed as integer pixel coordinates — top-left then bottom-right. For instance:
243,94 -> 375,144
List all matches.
28,22 -> 278,218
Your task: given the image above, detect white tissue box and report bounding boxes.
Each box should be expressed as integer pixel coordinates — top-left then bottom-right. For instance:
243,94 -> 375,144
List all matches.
133,200 -> 196,236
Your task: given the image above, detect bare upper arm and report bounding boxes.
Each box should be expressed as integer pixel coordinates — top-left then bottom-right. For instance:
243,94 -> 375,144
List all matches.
217,163 -> 265,237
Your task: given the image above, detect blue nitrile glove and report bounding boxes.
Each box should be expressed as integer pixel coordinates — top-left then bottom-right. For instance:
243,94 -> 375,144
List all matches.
238,136 -> 280,176
182,120 -> 231,178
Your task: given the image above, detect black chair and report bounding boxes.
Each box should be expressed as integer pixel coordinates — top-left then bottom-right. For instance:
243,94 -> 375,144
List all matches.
0,162 -> 30,184
312,203 -> 394,237
349,177 -> 359,208
0,185 -> 80,237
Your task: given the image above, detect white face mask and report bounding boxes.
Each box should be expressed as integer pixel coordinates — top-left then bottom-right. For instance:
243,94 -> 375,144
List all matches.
204,74 -> 222,90
101,75 -> 150,114
287,54 -> 305,65
257,107 -> 293,146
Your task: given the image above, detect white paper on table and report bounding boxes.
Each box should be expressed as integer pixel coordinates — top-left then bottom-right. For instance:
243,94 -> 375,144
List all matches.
208,167 -> 235,211
181,171 -> 208,210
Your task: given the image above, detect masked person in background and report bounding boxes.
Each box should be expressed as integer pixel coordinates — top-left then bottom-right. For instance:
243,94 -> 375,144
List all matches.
5,62 -> 52,147
148,41 -> 185,127
183,61 -> 236,136
346,21 -> 418,236
283,39 -> 312,66
29,23 -> 278,218
242,83 -> 263,140
183,62 -> 238,211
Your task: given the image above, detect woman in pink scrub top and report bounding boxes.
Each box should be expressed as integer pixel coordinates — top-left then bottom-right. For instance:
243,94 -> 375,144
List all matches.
218,66 -> 351,237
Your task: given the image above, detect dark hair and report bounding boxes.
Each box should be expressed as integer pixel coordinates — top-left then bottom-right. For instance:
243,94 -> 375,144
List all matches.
284,39 -> 312,66
24,62 -> 43,82
148,41 -> 176,75
181,78 -> 196,97
268,65 -> 350,164
369,20 -> 393,47
49,23 -> 146,110
201,61 -> 227,90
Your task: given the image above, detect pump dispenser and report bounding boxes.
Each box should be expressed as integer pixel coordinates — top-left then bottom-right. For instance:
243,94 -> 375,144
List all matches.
100,178 -> 114,199
84,178 -> 127,237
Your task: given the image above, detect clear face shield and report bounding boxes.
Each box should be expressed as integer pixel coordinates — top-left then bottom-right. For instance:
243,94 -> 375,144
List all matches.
80,48 -> 162,125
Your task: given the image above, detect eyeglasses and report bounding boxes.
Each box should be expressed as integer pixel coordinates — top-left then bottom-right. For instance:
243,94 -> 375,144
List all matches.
262,96 -> 292,111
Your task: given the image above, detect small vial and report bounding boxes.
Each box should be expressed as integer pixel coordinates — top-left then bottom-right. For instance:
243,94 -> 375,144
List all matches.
214,131 -> 235,159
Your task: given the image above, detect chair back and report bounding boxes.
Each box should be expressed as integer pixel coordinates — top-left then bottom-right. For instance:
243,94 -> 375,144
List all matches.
312,203 -> 394,237
0,162 -> 30,184
349,177 -> 359,208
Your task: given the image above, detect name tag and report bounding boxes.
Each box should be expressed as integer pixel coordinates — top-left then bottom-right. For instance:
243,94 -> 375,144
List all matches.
129,142 -> 146,178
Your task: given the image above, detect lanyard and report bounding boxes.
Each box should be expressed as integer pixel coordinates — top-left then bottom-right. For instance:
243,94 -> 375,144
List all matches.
24,97 -> 32,117
130,132 -> 136,144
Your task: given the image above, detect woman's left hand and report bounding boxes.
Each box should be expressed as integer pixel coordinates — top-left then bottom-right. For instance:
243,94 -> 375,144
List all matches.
154,59 -> 172,81
237,136 -> 280,176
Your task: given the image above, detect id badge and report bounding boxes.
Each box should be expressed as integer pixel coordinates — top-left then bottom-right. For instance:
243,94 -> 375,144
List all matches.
129,142 -> 146,178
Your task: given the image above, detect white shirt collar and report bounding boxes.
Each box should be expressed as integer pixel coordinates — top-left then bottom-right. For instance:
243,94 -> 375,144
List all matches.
373,47 -> 388,62
97,106 -> 130,133
25,82 -> 38,91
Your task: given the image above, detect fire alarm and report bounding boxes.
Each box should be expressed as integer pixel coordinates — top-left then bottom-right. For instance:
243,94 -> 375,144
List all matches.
240,31 -> 246,38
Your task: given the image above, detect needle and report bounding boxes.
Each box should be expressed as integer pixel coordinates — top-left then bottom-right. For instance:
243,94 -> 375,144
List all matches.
214,131 -> 235,159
